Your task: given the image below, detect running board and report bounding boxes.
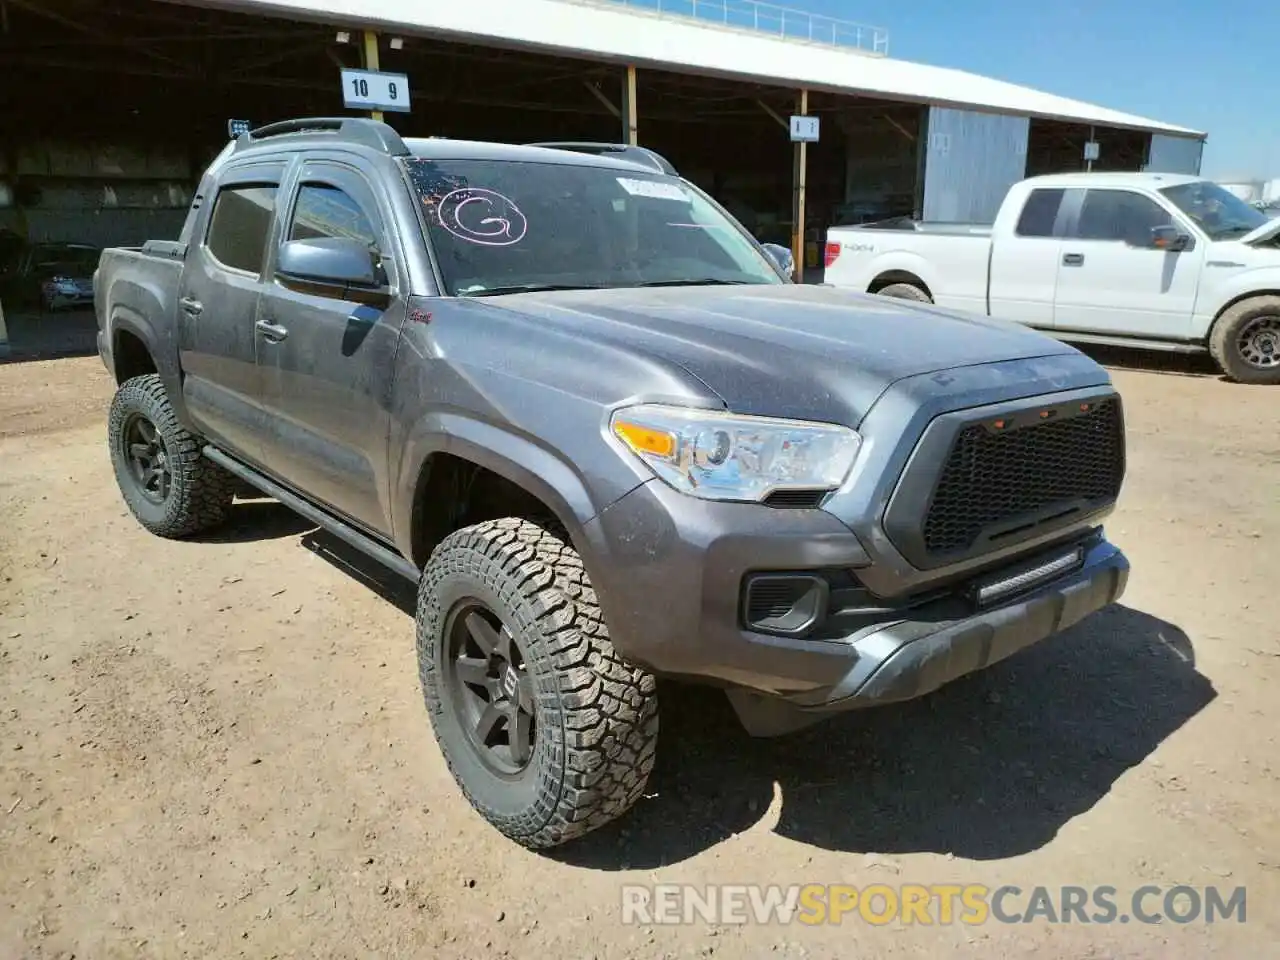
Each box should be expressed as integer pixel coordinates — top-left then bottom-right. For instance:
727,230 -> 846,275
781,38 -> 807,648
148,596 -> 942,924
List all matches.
1046,330 -> 1207,354
202,445 -> 420,583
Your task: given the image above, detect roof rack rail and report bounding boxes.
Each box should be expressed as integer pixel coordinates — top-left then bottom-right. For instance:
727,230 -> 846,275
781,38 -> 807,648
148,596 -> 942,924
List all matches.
236,117 -> 410,157
526,141 -> 677,175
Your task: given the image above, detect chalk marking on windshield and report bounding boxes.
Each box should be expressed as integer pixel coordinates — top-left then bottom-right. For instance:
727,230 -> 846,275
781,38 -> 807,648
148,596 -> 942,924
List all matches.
436,188 -> 528,246
617,177 -> 690,201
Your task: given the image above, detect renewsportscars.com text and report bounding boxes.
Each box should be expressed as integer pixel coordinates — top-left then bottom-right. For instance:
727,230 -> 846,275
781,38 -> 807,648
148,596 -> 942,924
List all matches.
621,883 -> 1247,926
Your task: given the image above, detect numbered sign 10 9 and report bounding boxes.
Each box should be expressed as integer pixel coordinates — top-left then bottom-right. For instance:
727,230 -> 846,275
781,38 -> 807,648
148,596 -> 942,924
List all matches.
341,69 -> 412,113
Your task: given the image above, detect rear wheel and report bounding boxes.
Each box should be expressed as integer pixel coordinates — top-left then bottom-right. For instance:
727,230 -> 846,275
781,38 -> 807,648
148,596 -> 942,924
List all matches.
107,374 -> 236,537
1209,296 -> 1280,385
416,517 -> 659,848
875,281 -> 932,303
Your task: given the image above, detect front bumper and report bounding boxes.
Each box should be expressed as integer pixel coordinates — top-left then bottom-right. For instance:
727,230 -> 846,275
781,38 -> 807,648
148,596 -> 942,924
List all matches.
582,479 -> 1128,735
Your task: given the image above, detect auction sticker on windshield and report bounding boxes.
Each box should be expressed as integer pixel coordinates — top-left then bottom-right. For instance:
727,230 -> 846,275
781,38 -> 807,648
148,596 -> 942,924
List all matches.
617,178 -> 690,201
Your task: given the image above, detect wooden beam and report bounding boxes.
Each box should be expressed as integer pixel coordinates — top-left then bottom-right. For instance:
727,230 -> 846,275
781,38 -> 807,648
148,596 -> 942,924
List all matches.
622,65 -> 638,145
882,114 -> 915,142
755,98 -> 789,130
584,80 -> 621,119
362,30 -> 383,123
791,88 -> 808,283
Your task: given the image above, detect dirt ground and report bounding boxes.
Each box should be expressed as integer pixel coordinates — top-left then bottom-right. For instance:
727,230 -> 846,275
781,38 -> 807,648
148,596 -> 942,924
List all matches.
1,352 -> 1277,959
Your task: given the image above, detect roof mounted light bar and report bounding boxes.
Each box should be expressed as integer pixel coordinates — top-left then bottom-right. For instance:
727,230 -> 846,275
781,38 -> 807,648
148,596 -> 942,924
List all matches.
527,141 -> 678,175
235,117 -> 410,157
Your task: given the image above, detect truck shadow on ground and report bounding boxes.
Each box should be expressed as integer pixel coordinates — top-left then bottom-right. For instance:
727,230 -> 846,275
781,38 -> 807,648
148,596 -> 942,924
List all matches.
565,603 -> 1213,869
189,499 -> 317,544
298,526 -> 1214,868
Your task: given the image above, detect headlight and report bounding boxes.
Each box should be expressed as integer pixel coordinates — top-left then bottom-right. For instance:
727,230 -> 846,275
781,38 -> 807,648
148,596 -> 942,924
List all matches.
609,403 -> 861,502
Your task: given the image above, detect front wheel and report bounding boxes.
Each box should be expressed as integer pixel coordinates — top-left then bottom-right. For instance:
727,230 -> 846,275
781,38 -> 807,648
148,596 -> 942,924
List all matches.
107,374 -> 236,537
416,517 -> 659,849
1209,296 -> 1280,385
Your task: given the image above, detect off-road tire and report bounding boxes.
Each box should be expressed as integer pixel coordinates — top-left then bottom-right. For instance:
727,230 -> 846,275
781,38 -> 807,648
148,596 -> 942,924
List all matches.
1209,296 -> 1280,385
876,281 -> 932,303
416,517 -> 659,848
107,373 -> 236,538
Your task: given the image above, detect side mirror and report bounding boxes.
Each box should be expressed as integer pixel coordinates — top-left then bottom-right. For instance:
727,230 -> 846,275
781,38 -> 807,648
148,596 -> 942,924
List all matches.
1150,225 -> 1190,251
276,237 -> 390,304
761,242 -> 795,279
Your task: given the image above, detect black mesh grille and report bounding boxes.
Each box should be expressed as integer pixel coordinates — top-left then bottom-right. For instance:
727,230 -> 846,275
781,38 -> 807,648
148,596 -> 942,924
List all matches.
762,489 -> 828,509
746,580 -> 810,623
922,399 -> 1123,556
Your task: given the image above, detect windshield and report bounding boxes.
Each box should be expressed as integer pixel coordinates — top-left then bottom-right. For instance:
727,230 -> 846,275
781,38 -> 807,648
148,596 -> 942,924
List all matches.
1159,181 -> 1271,241
404,158 -> 784,296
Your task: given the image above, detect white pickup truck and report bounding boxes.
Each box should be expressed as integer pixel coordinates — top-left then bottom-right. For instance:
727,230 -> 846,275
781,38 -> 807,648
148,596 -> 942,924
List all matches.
823,172 -> 1280,384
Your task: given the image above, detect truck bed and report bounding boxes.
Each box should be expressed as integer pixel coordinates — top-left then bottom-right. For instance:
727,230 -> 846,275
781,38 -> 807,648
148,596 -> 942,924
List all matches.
852,217 -> 994,237
94,244 -> 186,380
824,223 -> 993,316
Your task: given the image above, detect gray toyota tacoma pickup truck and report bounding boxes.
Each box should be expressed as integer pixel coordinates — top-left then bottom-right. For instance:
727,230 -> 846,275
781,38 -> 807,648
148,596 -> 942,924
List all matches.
94,118 -> 1130,849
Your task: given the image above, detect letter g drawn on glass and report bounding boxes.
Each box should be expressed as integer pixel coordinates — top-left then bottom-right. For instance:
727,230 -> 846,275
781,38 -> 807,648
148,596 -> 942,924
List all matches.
436,188 -> 528,246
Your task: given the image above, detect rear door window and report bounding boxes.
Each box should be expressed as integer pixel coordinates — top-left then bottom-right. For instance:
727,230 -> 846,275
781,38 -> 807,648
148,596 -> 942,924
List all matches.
206,184 -> 279,275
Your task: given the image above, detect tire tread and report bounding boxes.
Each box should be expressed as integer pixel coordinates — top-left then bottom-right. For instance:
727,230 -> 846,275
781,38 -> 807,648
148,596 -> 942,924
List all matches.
108,374 -> 236,537
1209,295 -> 1280,385
417,517 -> 658,848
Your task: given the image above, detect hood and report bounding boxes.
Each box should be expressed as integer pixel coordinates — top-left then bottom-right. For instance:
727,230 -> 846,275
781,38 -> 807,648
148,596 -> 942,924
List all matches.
1240,214 -> 1280,246
479,284 -> 1086,425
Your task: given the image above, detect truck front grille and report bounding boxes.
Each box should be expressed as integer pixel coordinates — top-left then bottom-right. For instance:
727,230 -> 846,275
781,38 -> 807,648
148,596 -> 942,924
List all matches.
922,398 -> 1124,558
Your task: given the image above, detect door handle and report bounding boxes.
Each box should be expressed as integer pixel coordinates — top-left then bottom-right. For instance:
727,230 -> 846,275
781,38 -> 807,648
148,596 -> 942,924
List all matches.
255,319 -> 289,342
179,297 -> 203,316
1062,253 -> 1085,266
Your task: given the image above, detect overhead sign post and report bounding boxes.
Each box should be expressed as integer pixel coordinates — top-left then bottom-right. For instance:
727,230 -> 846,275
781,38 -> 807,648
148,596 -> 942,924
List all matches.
341,67 -> 412,116
1084,128 -> 1100,171
790,94 -> 814,283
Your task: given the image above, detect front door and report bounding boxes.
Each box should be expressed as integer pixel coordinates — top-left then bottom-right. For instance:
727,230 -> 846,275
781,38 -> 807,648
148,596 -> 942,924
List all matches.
253,159 -> 408,536
177,161 -> 288,465
1052,187 -> 1204,340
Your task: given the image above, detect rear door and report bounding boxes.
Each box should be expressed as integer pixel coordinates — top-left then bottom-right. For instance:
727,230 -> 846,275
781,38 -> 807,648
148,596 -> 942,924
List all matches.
178,160 -> 288,464
985,186 -> 1068,329
1052,187 -> 1204,339
253,158 -> 409,536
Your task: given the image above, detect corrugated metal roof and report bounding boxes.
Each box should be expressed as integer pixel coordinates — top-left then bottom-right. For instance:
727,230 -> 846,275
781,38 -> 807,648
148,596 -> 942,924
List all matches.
194,0 -> 1205,137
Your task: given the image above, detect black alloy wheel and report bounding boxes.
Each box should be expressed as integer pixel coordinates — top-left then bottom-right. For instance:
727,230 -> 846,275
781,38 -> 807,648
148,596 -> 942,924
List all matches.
444,602 -> 537,776
119,412 -> 173,504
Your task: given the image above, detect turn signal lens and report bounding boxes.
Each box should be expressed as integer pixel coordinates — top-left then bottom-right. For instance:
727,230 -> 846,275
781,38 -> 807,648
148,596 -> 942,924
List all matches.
613,420 -> 676,459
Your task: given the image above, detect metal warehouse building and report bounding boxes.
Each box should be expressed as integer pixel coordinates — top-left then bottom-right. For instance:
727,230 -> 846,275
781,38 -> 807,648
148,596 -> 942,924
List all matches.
0,0 -> 1206,274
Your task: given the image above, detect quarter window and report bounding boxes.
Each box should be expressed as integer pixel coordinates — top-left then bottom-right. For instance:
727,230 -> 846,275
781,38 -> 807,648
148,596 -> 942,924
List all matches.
1015,188 -> 1065,237
206,184 -> 278,274
289,184 -> 380,250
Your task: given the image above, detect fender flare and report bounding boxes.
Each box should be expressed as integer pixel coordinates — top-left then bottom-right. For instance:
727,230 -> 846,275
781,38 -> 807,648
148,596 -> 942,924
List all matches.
392,411 -> 608,568
108,306 -> 192,429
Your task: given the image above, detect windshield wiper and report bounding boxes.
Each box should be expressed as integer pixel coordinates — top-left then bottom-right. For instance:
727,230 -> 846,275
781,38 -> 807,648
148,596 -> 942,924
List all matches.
633,278 -> 756,287
461,283 -> 606,297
